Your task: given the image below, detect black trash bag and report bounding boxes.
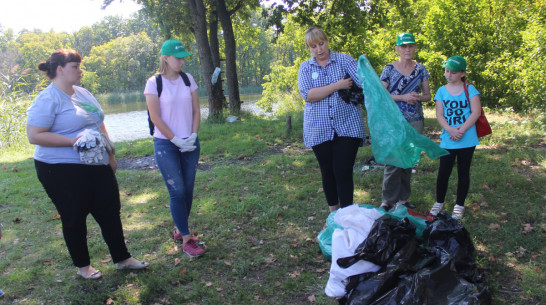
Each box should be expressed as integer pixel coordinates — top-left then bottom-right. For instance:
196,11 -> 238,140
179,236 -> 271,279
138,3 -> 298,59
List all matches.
337,214 -> 416,268
422,211 -> 476,280
339,238 -> 421,305
339,73 -> 365,106
340,246 -> 491,305
369,247 -> 486,305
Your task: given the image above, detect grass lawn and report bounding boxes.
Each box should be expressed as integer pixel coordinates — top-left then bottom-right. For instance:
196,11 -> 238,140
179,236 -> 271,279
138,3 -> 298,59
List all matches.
0,108 -> 544,304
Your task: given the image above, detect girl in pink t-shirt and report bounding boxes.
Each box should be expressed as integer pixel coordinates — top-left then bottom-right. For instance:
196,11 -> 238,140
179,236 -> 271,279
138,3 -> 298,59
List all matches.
144,39 -> 204,257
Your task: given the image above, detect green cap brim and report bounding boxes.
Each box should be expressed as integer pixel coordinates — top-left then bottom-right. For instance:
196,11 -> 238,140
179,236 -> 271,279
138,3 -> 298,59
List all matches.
442,62 -> 464,72
396,41 -> 416,46
171,51 -> 191,58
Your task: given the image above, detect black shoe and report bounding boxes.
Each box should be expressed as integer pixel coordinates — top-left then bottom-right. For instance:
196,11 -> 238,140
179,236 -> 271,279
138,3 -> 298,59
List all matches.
401,202 -> 416,209
380,203 -> 392,211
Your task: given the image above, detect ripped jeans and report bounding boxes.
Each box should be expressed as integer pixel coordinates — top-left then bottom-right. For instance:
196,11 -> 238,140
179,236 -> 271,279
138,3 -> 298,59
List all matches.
154,137 -> 200,236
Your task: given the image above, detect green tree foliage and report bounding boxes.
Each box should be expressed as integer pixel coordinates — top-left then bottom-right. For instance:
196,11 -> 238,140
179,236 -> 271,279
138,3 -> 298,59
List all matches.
257,16 -> 306,113
233,10 -> 274,87
14,31 -> 72,89
81,32 -> 158,93
262,0 -> 545,112
72,13 -> 162,58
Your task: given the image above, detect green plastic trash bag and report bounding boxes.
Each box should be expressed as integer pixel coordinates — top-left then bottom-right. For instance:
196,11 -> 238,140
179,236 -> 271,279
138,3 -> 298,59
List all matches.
317,204 -> 427,260
356,56 -> 448,168
317,210 -> 343,261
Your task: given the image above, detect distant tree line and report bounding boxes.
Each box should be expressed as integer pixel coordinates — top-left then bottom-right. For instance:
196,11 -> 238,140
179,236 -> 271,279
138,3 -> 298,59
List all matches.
0,8 -> 275,103
1,0 -> 543,115
259,0 -> 545,112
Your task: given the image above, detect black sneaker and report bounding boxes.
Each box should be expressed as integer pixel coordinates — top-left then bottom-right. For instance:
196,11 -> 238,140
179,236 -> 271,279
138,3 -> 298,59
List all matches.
400,202 -> 416,209
380,203 -> 392,211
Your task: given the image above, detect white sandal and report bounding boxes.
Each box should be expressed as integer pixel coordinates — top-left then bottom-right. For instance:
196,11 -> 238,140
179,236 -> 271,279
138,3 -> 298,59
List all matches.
77,268 -> 102,280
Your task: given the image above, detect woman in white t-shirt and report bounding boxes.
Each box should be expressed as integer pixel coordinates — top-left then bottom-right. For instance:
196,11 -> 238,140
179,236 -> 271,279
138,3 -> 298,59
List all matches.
27,49 -> 148,280
143,39 -> 204,257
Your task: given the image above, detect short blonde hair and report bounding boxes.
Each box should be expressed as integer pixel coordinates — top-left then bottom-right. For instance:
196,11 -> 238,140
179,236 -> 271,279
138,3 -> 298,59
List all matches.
304,27 -> 328,47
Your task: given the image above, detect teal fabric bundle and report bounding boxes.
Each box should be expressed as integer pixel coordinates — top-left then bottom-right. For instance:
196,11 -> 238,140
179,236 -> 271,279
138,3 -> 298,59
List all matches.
356,56 -> 448,168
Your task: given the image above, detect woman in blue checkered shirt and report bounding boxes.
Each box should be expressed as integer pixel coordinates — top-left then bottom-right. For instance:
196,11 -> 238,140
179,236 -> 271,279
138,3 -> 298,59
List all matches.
298,27 -> 366,212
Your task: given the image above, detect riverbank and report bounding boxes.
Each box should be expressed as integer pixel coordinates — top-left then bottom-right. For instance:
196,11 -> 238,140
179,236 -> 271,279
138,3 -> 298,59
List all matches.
105,103 -> 271,142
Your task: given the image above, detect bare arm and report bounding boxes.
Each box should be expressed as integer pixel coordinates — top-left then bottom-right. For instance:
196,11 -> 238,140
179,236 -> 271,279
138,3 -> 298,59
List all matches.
27,125 -> 77,147
418,79 -> 432,102
145,94 -> 175,140
306,78 -> 353,103
191,90 -> 200,133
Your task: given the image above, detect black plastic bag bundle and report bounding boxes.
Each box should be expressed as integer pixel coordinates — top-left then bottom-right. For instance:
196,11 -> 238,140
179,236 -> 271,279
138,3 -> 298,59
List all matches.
340,238 -> 421,305
339,73 -> 365,106
423,211 -> 476,279
340,246 -> 491,305
337,215 -> 416,268
338,212 -> 492,305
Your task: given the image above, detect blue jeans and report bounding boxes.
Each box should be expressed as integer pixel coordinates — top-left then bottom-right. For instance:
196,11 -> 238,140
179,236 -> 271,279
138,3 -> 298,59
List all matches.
154,137 -> 200,236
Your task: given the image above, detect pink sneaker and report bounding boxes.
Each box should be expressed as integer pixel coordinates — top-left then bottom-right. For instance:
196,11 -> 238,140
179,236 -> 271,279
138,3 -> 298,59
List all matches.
173,230 -> 183,241
174,230 -> 201,243
183,239 -> 205,257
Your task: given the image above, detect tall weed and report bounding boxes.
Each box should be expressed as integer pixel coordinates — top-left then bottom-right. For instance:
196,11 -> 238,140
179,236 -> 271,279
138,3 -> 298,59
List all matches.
0,66 -> 37,149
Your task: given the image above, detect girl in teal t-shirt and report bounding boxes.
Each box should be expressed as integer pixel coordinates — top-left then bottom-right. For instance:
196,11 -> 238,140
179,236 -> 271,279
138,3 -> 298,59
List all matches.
429,56 -> 482,220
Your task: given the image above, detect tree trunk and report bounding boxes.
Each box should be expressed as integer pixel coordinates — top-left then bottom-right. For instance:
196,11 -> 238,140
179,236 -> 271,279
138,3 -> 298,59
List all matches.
185,0 -> 223,120
209,13 -> 227,109
216,0 -> 241,114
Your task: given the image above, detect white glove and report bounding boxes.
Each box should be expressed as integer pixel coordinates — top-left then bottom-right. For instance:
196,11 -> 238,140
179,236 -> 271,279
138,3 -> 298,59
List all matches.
74,129 -> 101,151
186,133 -> 197,146
74,129 -> 105,163
170,136 -> 186,148
79,146 -> 105,164
178,143 -> 196,152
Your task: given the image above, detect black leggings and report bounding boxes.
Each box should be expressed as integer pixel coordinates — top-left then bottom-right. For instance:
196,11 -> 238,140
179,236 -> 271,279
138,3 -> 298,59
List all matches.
436,146 -> 476,206
35,160 -> 131,267
312,136 -> 361,207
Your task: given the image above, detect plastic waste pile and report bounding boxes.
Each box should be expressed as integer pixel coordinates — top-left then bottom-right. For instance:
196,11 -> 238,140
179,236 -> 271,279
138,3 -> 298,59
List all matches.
320,206 -> 491,304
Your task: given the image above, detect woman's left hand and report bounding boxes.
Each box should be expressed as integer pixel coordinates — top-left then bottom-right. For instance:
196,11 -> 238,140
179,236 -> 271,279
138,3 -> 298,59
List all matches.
109,155 -> 117,173
336,77 -> 353,90
406,92 -> 421,105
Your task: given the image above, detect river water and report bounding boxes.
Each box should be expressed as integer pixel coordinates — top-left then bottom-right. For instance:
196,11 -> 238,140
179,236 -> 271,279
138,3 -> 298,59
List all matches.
104,103 -> 270,142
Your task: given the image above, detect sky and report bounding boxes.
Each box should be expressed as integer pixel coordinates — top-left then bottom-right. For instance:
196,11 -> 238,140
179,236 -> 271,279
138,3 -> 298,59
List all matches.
0,0 -> 143,34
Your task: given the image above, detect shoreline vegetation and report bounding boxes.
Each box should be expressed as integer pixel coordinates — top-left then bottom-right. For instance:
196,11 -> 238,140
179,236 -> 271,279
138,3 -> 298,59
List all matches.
0,108 -> 544,304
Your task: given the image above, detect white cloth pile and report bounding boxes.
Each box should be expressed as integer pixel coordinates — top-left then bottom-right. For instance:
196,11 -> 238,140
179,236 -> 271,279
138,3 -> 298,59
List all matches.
325,204 -> 382,298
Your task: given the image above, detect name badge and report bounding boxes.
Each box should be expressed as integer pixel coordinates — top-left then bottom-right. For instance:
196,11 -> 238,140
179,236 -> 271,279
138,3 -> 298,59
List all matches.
312,72 -> 318,79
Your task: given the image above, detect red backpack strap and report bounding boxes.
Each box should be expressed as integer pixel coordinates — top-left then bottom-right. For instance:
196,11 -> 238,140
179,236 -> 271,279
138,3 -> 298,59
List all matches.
463,82 -> 470,102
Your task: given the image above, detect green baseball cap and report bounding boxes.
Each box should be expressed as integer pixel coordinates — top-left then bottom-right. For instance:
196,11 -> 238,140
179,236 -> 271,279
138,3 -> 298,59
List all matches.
161,39 -> 191,58
442,56 -> 467,72
396,32 -> 416,46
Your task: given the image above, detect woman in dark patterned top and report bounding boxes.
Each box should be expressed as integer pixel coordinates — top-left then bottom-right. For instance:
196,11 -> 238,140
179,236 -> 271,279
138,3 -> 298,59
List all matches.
379,32 -> 431,211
